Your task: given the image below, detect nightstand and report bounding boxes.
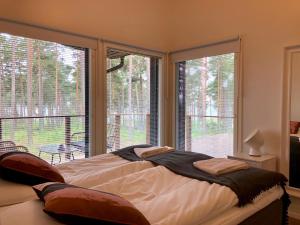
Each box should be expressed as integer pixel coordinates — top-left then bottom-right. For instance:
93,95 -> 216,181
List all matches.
227,153 -> 277,171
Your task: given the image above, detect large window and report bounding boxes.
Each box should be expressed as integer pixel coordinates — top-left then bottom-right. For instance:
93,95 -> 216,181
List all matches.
106,48 -> 159,151
0,33 -> 90,164
176,53 -> 237,157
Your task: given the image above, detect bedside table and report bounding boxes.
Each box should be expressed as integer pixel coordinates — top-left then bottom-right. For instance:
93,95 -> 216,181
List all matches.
227,153 -> 277,171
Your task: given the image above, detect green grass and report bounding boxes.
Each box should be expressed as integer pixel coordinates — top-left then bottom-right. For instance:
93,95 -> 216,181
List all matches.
1,119 -> 146,157
119,126 -> 146,147
190,119 -> 233,138
2,118 -> 84,158
1,118 -> 233,161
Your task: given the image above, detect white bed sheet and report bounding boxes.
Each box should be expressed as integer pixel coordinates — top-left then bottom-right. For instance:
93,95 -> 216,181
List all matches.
0,153 -> 154,207
0,165 -> 284,225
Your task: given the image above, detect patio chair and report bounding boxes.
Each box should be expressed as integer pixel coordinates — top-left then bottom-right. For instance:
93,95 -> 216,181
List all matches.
0,145 -> 29,152
70,124 -> 116,153
70,132 -> 86,152
0,140 -> 16,148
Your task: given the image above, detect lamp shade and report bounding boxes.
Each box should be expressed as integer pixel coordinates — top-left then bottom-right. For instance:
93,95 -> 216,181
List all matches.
244,129 -> 264,156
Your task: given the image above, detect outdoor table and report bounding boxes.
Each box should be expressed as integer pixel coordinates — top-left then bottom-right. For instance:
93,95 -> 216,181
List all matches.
38,144 -> 80,165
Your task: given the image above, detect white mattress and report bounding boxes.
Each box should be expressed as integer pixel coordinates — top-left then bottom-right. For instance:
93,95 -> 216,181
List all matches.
202,185 -> 283,225
0,166 -> 284,225
0,153 -> 154,207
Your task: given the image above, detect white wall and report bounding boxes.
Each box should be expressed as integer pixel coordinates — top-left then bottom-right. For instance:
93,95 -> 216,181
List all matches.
0,0 -> 169,51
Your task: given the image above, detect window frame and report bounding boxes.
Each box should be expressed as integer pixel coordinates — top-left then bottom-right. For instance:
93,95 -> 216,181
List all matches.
170,38 -> 243,155
99,41 -> 167,154
0,19 -> 97,157
0,19 -> 169,156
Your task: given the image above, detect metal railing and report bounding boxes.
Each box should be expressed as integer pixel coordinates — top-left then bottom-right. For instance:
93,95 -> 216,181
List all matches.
108,113 -> 151,150
0,113 -> 151,152
0,115 -> 86,145
185,115 -> 234,151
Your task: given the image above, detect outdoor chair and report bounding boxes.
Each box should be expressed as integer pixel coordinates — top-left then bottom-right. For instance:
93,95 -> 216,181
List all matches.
70,124 -> 116,153
0,140 -> 16,148
0,145 -> 29,152
70,132 -> 86,152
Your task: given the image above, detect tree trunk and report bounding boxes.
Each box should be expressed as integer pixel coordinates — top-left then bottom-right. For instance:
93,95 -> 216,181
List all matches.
27,39 -> 34,145
75,54 -> 80,114
0,43 -> 3,117
139,74 -> 143,123
217,58 -> 225,128
55,44 -> 62,126
80,51 -> 85,115
55,44 -> 59,117
199,58 -> 208,129
121,85 -> 125,124
135,82 -> 139,128
128,56 -> 133,131
146,58 -> 150,113
37,42 -> 44,129
107,60 -> 112,116
10,37 -> 17,141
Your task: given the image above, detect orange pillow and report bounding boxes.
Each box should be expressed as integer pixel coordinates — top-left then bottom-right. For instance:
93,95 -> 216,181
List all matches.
33,183 -> 150,225
0,151 -> 64,185
290,121 -> 300,134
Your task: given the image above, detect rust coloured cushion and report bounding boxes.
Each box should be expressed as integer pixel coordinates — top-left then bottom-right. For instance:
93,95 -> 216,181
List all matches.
290,121 -> 300,134
0,151 -> 64,185
33,183 -> 150,225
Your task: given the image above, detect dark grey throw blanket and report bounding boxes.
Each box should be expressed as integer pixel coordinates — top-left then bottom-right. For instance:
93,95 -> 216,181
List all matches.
113,146 -> 289,205
113,144 -> 153,161
146,151 -> 288,207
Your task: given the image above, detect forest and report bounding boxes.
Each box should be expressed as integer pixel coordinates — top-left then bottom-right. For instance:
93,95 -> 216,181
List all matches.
107,54 -> 151,148
107,52 -> 235,155
0,33 -> 86,158
0,32 -> 235,160
185,53 -> 235,155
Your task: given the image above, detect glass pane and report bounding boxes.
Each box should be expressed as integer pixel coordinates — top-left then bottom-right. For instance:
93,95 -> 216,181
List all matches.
106,51 -> 152,151
185,53 -> 235,157
0,33 -> 89,164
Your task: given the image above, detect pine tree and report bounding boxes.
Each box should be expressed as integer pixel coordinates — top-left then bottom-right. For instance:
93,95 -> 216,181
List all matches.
27,38 -> 33,145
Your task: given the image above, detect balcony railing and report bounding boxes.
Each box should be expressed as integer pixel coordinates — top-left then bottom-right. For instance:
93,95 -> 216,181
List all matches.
0,113 -> 233,158
0,115 -> 86,145
0,115 -> 87,164
108,113 -> 151,150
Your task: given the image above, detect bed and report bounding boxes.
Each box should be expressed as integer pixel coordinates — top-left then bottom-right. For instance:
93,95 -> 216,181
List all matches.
0,145 -> 154,207
0,166 -> 287,225
0,148 -> 289,225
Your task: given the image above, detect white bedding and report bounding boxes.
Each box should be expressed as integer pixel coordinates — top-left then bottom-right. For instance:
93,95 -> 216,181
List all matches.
202,185 -> 283,225
0,165 -> 284,225
0,153 -> 154,207
91,166 -> 236,225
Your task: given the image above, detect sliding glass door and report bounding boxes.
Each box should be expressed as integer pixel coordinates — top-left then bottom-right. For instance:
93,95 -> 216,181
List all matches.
0,33 -> 90,164
106,48 -> 159,151
176,53 -> 236,157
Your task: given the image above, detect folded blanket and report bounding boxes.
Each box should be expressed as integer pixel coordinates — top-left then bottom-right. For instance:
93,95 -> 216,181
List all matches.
193,158 -> 249,175
134,146 -> 174,159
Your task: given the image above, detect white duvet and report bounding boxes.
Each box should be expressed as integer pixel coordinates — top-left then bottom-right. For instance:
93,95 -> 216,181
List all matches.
92,166 -> 238,225
0,153 -> 154,207
0,165 -> 284,225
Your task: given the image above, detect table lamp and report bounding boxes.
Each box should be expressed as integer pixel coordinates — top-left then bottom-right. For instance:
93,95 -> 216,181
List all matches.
244,129 -> 264,156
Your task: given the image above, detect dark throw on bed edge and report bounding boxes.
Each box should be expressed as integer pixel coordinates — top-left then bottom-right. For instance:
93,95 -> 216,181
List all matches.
113,145 -> 291,225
